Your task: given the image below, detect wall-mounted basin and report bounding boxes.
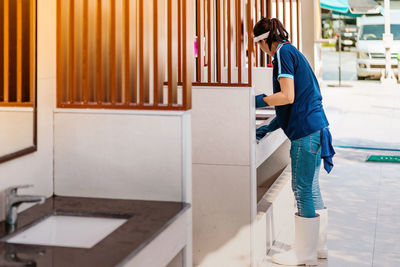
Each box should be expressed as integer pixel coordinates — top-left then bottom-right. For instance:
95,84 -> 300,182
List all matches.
6,215 -> 127,248
256,109 -> 275,129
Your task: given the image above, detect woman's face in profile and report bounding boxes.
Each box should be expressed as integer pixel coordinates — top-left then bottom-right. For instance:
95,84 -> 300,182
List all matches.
258,40 -> 273,56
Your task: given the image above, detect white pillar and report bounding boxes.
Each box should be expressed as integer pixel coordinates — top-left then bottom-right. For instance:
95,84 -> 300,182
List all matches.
300,0 -> 321,73
381,0 -> 396,85
384,0 -> 391,76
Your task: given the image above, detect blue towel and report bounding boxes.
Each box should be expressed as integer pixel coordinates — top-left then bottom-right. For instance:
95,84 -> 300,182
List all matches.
320,127 -> 335,173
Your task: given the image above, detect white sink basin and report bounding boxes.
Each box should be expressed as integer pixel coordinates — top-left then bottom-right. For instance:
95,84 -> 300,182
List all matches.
6,215 -> 127,248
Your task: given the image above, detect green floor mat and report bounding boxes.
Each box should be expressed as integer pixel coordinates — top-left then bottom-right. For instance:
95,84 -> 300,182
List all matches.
367,155 -> 400,163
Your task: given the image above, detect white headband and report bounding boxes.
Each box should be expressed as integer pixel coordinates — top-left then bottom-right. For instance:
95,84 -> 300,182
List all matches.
254,31 -> 270,43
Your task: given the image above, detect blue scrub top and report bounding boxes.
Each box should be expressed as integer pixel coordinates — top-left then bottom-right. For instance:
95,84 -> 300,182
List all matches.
272,42 -> 329,141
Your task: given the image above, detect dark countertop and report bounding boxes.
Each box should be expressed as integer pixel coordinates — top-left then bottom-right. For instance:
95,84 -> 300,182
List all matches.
0,196 -> 190,267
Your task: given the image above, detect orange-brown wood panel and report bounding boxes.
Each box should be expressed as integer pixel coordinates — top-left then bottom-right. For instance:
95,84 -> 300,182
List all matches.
69,0 -> 75,104
216,0 -> 221,83
83,0 -> 89,104
247,0 -> 253,84
207,0 -> 211,83
177,0 -> 181,84
268,0 -> 271,18
123,0 -> 130,105
96,0 -> 102,104
153,0 -> 165,106
227,0 -> 231,82
261,0 -> 265,18
296,0 -> 299,49
236,0 -> 241,83
182,0 -> 193,109
55,0 -> 191,110
17,0 -> 22,102
0,102 -> 33,107
140,0 -> 151,104
3,0 -> 9,103
56,0 -> 61,106
255,0 -> 258,67
196,0 -> 202,82
58,102 -> 188,110
167,0 -> 178,105
139,0 -> 144,104
110,0 -> 116,104
289,0 -> 293,42
30,0 -> 34,103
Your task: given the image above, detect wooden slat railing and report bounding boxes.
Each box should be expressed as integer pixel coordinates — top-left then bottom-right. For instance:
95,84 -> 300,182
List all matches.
57,0 -> 193,111
253,0 -> 301,68
190,0 -> 302,84
191,0 -> 254,87
0,0 -> 35,107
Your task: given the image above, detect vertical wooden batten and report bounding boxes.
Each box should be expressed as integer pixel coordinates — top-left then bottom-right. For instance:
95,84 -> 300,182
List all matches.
207,0 -> 211,83
289,0 -> 293,43
30,0 -> 34,103
167,0 -> 178,105
216,0 -> 221,83
296,0 -> 299,49
123,0 -> 130,105
227,0 -> 231,83
82,0 -> 89,104
56,0 -> 61,106
236,0 -> 242,83
16,0 -> 22,102
69,0 -> 75,104
96,0 -> 102,104
110,0 -> 116,105
153,0 -> 165,106
182,0 -> 193,109
247,0 -> 253,85
196,0 -> 202,82
3,0 -> 9,103
177,0 -> 182,84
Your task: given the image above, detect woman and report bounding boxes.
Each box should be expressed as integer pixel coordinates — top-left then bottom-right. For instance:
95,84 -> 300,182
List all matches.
253,18 -> 335,266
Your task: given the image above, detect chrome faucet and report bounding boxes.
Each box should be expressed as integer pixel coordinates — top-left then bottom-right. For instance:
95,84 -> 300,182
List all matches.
4,185 -> 46,225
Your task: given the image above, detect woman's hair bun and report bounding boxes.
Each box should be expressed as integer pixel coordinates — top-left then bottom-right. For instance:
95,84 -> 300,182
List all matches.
253,18 -> 289,50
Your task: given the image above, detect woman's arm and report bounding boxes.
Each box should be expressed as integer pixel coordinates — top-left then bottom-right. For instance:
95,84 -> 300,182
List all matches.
263,77 -> 295,106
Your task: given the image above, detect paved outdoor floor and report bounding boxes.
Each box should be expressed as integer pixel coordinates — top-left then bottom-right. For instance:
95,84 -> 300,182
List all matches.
263,81 -> 400,267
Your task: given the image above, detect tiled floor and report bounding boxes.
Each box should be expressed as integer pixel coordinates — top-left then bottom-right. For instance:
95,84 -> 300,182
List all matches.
262,81 -> 400,267
263,148 -> 400,267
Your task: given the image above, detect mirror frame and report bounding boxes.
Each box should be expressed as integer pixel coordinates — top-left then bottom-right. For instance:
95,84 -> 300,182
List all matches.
0,0 -> 37,164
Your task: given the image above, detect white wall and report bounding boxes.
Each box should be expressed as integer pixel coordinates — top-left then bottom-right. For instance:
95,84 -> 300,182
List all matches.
54,110 -> 192,203
192,86 -> 255,267
253,68 -> 274,96
0,109 -> 34,155
0,0 -> 55,202
300,0 -> 318,71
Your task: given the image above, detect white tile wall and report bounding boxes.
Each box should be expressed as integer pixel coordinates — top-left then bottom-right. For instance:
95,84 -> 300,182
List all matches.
54,112 -> 188,202
193,164 -> 252,267
192,87 -> 252,166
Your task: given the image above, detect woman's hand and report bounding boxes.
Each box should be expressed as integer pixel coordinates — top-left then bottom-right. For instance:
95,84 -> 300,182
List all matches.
255,94 -> 269,108
256,117 -> 280,141
263,77 -> 295,106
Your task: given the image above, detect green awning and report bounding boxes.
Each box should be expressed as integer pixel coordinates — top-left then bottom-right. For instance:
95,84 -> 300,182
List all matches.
332,10 -> 362,18
321,0 -> 383,17
320,0 -> 349,14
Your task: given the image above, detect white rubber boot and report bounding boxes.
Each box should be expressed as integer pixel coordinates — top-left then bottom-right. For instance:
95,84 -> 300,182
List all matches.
272,213 -> 320,266
316,208 -> 328,259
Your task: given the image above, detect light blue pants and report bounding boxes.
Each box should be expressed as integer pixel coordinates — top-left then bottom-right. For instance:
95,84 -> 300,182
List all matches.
290,130 -> 325,218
